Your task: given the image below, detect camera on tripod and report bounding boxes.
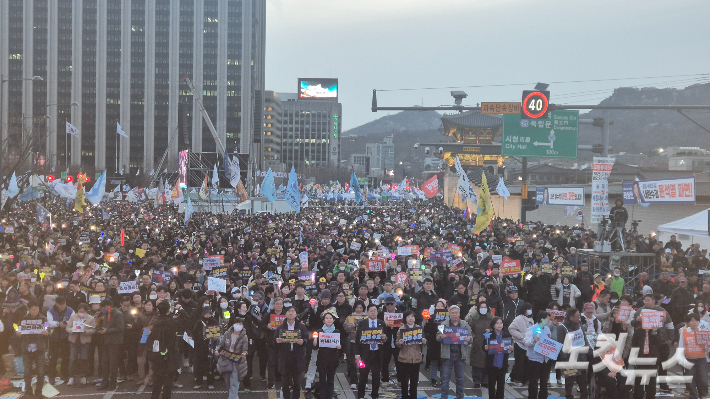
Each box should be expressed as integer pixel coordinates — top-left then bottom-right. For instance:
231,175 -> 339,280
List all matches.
631,219 -> 641,229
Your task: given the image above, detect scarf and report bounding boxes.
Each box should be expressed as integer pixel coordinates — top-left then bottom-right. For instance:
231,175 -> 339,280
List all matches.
323,324 -> 335,333
493,332 -> 504,369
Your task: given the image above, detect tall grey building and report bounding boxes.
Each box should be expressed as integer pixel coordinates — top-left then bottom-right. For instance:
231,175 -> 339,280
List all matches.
365,135 -> 394,177
0,0 -> 265,174
278,79 -> 341,172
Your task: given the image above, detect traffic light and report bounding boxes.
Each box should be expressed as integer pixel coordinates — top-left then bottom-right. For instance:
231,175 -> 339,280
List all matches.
521,90 -> 550,119
65,175 -> 73,182
46,175 -> 55,182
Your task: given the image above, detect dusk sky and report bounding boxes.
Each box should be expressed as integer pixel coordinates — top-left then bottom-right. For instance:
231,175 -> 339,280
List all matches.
265,0 -> 710,130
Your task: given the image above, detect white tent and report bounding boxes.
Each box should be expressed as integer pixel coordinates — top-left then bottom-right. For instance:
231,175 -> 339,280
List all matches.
657,208 -> 710,249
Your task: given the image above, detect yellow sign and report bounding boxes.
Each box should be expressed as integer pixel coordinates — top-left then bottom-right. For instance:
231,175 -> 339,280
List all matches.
481,102 -> 521,114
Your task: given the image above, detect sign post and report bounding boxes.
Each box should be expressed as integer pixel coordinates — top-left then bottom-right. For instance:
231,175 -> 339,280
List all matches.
502,110 -> 579,158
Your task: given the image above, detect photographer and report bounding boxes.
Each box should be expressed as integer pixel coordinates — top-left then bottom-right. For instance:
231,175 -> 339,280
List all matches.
609,199 -> 628,250
149,300 -> 181,399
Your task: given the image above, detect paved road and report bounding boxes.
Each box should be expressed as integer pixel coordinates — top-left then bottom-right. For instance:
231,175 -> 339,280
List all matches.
11,356 -> 688,399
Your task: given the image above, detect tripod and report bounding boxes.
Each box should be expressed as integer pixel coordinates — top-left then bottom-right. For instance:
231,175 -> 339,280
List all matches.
607,222 -> 626,252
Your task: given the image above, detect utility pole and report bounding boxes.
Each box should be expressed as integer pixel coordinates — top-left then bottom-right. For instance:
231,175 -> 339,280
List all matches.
520,157 -> 528,224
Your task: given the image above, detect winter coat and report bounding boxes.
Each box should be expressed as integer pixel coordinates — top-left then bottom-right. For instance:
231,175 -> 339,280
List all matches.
313,328 -> 341,370
343,312 -> 367,343
435,318 -> 473,361
502,298 -> 525,329
97,307 -> 124,345
524,323 -> 552,363
465,309 -> 493,368
147,315 -> 181,372
554,282 -> 582,308
601,317 -> 634,359
482,287 -> 504,318
275,320 -> 309,375
65,312 -> 96,344
508,314 -> 533,348
215,326 -> 248,378
483,331 -> 512,370
395,323 -> 424,364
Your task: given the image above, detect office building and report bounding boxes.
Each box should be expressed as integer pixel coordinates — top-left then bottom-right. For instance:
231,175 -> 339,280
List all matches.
0,0 -> 265,174
278,78 -> 342,171
365,135 -> 394,176
261,90 -> 284,172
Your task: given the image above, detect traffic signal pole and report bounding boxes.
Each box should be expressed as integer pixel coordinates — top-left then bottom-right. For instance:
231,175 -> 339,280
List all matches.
521,157 -> 528,224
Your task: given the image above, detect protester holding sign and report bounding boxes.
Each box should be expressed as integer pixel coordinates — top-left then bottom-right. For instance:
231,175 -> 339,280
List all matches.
524,311 -> 553,399
630,294 -> 671,399
554,275 -> 581,308
378,295 -> 402,388
313,310 -> 341,399
343,301 -> 367,389
395,310 -> 426,399
554,308 -> 590,399
192,307 -> 219,390
16,301 -> 48,397
354,303 -> 386,399
483,317 -> 513,399
436,305 -> 471,399
465,300 -> 492,388
678,313 -> 708,399
508,303 -> 533,387
214,317 -> 247,399
422,299 -> 446,387
261,297 -> 286,389
274,306 -> 308,399
65,303 -> 96,387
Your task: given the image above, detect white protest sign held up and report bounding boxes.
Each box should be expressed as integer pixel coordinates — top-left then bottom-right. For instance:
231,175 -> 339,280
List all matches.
118,280 -> 138,294
318,332 -> 340,348
207,276 -> 227,293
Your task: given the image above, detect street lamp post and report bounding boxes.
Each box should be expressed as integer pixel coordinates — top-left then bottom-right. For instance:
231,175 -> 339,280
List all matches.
0,75 -> 43,177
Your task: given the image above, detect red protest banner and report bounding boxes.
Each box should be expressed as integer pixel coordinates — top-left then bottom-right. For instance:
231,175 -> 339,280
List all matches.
367,259 -> 385,272
421,176 -> 439,198
616,305 -> 633,323
395,272 -> 409,285
270,314 -> 287,330
500,256 -> 521,275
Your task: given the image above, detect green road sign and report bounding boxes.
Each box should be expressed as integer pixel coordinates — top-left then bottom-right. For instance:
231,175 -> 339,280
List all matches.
357,177 -> 369,186
502,110 -> 579,158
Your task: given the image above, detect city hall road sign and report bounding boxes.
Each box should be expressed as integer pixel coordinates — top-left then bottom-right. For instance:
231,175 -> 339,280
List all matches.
502,110 -> 579,158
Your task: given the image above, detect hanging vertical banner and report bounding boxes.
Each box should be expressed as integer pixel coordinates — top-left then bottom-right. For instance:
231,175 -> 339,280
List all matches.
591,157 -> 615,224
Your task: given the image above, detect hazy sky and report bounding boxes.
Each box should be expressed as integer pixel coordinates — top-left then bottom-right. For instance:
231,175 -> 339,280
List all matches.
265,0 -> 710,131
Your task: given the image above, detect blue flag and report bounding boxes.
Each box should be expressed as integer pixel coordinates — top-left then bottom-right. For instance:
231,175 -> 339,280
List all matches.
86,170 -> 107,205
261,168 -> 276,203
36,203 -> 50,224
350,170 -> 361,204
184,193 -> 194,226
284,165 -> 300,213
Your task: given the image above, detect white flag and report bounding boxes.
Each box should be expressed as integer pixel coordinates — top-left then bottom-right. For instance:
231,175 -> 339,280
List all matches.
66,121 -> 80,137
229,157 -> 241,188
496,177 -> 510,200
211,164 -> 219,194
116,122 -> 127,138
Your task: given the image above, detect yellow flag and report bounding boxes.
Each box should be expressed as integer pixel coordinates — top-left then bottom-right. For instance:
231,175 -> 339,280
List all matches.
473,172 -> 492,234
74,181 -> 85,213
135,248 -> 146,258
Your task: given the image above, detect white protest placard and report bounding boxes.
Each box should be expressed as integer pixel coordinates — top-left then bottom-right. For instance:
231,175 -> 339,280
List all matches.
299,251 -> 308,264
397,247 -> 411,256
72,322 -> 85,333
202,257 -> 220,271
19,319 -> 45,335
534,336 -> 563,360
118,280 -> 138,294
339,219 -> 346,225
641,309 -> 665,329
318,332 -> 340,348
373,233 -> 382,240
350,241 -> 361,251
492,255 -> 502,264
207,276 -> 227,293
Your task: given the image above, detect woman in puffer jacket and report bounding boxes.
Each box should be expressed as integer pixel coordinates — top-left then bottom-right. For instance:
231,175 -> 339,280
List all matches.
215,317 -> 248,399
507,303 -> 533,387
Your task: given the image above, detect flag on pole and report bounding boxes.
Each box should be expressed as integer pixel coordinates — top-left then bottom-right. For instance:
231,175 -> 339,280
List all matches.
223,151 -> 231,180
199,174 -> 209,199
261,168 -> 276,203
421,175 -> 439,198
284,165 -> 301,213
211,164 -> 219,194
496,177 -> 510,200
396,177 -> 406,194
229,156 -> 241,188
116,122 -> 127,138
66,121 -> 79,136
473,172 -> 493,234
350,170 -> 361,204
74,181 -> 85,213
7,172 -> 19,198
235,180 -> 249,203
184,194 -> 194,226
86,170 -> 107,205
36,203 -> 50,224
171,183 -> 184,204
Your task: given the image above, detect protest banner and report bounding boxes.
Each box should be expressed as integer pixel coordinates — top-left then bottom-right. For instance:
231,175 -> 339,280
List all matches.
118,280 -> 138,294
270,314 -> 287,330
408,269 -> 422,281
202,257 -> 220,271
488,337 -> 512,354
299,251 -> 308,264
434,310 -> 450,323
592,157 -> 615,223
401,327 -> 423,345
599,346 -> 625,373
350,241 -> 361,251
297,271 -> 316,286
384,312 -> 403,328
500,257 -> 521,275
347,315 -> 366,326
359,328 -> 384,345
367,259 -> 385,272
536,186 -> 585,206
211,266 -> 228,279
19,319 -> 45,334
397,247 -> 411,256
546,309 -> 566,323
641,310 -> 665,329
280,330 -> 301,343
541,264 -> 553,274
623,176 -> 696,205
318,332 -> 340,348
395,272 -> 409,285
450,258 -> 464,272
683,331 -> 707,358
152,270 -> 172,284
616,305 -> 633,322
561,266 -> 574,276
239,269 -> 253,280
406,245 -> 420,255
534,336 -> 563,360
442,326 -> 469,344
207,276 -> 227,293
218,350 -> 243,362
492,254 -> 502,264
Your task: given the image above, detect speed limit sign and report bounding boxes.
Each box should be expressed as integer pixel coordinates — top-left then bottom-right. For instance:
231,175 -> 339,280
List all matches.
521,90 -> 550,119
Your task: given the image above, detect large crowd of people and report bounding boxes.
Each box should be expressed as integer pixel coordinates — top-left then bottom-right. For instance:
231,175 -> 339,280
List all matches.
0,194 -> 709,399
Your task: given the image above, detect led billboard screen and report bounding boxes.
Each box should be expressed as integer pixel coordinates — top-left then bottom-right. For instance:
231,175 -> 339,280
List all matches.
298,78 -> 338,100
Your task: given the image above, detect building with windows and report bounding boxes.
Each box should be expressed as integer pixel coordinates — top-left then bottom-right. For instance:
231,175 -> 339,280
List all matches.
0,0 -> 265,174
262,90 -> 284,172
350,153 -> 369,175
277,85 -> 342,171
365,135 -> 394,176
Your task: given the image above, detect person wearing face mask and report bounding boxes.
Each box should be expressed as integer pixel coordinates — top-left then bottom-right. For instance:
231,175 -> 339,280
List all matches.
554,275 -> 581,309
524,311 -> 553,399
217,297 -> 233,331
244,291 -> 269,389
508,303 -> 533,387
695,301 -> 710,328
465,300 -> 492,389
66,303 -> 96,387
214,317 -> 248,399
605,267 -> 625,298
192,307 -> 219,390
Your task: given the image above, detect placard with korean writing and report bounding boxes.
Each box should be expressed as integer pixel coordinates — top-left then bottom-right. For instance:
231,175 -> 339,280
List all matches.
347,315 -> 366,326
488,337 -> 512,354
694,330 -> 710,346
641,310 -> 665,329
318,332 -> 340,348
536,186 -> 585,206
118,280 -> 138,294
534,336 -> 563,360
207,276 -> 226,293
384,312 -> 403,328
546,309 -> 566,323
561,266 -> 574,276
210,267 -> 228,280
442,326 -> 469,344
19,319 -> 46,334
401,327 -> 423,345
683,331 -> 706,359
481,102 -> 521,115
500,257 -> 521,275
270,314 -> 287,330
297,271 -> 316,286
202,257 -> 220,271
434,310 -> 450,323
204,326 -> 221,339
280,330 -> 301,343
367,259 -> 385,272
591,157 -> 615,223
359,329 -> 384,345
408,269 -> 422,281
623,177 -> 696,205
616,305 -> 633,323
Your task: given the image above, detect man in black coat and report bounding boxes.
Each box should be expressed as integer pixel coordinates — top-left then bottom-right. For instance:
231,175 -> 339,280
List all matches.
275,306 -> 308,399
354,303 -> 387,399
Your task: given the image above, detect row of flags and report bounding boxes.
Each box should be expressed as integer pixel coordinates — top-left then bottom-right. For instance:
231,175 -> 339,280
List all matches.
66,122 -> 128,139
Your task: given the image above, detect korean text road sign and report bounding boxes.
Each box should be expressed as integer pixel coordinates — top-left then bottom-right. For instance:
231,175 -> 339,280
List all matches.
502,110 -> 579,158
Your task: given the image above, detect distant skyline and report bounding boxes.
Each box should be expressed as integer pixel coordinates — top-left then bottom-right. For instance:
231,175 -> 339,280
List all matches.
265,0 -> 710,130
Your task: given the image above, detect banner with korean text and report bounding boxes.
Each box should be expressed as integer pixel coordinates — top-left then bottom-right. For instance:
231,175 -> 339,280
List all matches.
591,157 -> 615,223
535,186 -> 584,206
622,177 -> 695,205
